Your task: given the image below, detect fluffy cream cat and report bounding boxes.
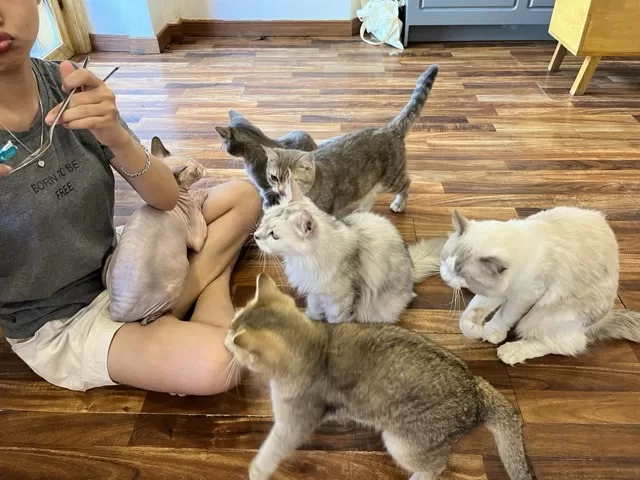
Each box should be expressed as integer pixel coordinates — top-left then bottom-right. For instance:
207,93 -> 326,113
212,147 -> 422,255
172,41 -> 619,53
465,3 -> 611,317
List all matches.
440,207 -> 640,365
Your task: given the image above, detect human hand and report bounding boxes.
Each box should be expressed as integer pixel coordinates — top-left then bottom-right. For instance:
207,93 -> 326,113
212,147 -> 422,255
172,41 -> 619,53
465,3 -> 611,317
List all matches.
0,164 -> 11,176
45,61 -> 130,151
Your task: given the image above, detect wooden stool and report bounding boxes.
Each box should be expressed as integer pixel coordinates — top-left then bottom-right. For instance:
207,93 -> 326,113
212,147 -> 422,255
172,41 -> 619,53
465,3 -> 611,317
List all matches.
547,0 -> 640,96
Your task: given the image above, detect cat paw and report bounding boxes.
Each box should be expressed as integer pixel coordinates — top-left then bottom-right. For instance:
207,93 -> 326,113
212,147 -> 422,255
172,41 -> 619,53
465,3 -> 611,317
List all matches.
249,462 -> 271,480
390,196 -> 407,213
483,323 -> 508,345
305,310 -> 325,322
169,393 -> 187,397
191,189 -> 209,209
497,342 -> 529,366
459,311 -> 484,339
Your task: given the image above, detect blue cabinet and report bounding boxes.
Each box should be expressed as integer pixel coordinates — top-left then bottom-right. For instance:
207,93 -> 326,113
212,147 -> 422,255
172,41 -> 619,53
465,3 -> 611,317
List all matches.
404,0 -> 556,44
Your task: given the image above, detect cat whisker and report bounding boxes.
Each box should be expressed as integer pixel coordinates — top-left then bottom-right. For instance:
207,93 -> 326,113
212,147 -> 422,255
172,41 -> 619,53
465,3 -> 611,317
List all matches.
233,361 -> 243,397
262,251 -> 268,273
447,288 -> 462,319
223,359 -> 237,393
459,289 -> 468,310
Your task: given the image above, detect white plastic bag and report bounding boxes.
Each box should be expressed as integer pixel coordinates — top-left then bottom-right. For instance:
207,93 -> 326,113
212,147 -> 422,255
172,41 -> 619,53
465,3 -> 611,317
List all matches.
357,0 -> 405,51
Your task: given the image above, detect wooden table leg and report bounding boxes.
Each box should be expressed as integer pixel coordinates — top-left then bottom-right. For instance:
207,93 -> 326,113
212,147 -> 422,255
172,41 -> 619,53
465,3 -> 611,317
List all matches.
570,56 -> 601,96
548,42 -> 568,72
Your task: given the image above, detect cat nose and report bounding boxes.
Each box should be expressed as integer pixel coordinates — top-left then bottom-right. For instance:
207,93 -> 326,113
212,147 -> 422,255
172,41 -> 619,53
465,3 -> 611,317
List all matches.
278,187 -> 286,195
254,232 -> 262,241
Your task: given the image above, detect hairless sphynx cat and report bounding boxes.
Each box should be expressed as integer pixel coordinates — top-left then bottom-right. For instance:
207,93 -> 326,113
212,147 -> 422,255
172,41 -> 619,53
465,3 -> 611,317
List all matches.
104,137 -> 208,325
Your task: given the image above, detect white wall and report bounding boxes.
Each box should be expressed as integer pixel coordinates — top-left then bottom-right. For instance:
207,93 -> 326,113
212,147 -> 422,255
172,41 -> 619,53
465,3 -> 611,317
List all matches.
84,0 -> 356,37
83,0 -> 155,37
180,0 -> 352,21
148,0 -> 181,34
351,0 -> 362,19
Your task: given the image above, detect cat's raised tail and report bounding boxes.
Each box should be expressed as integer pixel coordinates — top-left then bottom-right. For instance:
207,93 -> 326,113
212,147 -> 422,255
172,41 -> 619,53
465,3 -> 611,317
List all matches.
388,64 -> 439,138
408,236 -> 447,284
476,377 -> 537,480
588,310 -> 640,342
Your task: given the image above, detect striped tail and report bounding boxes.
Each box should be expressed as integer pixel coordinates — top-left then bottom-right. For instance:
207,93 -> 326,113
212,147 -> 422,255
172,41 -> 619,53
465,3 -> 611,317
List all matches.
388,64 -> 439,138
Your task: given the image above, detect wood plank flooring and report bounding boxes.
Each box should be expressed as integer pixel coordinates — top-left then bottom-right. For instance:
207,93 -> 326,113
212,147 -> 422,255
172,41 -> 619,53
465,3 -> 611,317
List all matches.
2,37 -> 640,479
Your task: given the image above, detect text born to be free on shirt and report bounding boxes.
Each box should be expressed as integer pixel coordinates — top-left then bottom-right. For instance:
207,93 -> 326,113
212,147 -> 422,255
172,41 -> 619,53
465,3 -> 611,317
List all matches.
30,158 -> 83,199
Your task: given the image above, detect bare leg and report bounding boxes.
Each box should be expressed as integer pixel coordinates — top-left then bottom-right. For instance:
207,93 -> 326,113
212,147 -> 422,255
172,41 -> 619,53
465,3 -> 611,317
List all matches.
548,42 -> 567,72
459,295 -> 504,339
107,180 -> 262,395
173,179 -> 261,319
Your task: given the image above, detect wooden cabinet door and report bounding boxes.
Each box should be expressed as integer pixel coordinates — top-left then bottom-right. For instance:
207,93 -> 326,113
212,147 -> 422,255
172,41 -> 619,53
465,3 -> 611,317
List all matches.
411,0 -> 556,25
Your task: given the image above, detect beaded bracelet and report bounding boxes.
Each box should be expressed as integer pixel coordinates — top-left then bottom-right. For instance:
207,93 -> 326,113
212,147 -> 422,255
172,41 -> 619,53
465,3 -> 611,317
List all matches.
119,143 -> 151,178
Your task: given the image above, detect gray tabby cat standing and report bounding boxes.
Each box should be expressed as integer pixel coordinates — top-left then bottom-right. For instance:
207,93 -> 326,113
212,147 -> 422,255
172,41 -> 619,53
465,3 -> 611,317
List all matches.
263,64 -> 439,215
226,274 -> 536,480
254,177 -> 445,324
215,110 -> 317,208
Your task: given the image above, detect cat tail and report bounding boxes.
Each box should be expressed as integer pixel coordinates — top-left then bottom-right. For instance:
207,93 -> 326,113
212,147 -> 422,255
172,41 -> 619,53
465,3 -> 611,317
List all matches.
475,377 -> 537,480
388,64 -> 439,138
408,236 -> 447,284
587,310 -> 640,342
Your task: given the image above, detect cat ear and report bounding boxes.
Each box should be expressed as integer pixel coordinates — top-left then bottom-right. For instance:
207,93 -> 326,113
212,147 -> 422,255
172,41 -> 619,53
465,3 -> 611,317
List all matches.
228,110 -> 241,119
296,152 -> 315,171
151,136 -> 171,158
287,172 -> 304,202
215,126 -> 231,140
297,210 -> 315,239
255,273 -> 282,303
232,328 -> 286,365
170,165 -> 189,184
262,146 -> 278,164
452,210 -> 469,235
231,329 -> 265,362
480,256 -> 508,275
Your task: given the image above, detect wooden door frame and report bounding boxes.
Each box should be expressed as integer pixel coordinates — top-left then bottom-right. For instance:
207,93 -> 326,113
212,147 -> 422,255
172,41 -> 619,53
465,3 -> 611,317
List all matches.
41,0 -> 91,60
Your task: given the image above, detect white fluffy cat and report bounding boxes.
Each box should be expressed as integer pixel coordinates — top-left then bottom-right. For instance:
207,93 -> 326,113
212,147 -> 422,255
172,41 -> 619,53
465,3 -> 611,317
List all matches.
253,178 -> 445,325
440,207 -> 640,365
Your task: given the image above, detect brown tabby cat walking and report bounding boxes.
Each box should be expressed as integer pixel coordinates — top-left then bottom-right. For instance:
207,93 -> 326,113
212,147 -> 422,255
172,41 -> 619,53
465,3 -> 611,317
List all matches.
225,274 -> 536,480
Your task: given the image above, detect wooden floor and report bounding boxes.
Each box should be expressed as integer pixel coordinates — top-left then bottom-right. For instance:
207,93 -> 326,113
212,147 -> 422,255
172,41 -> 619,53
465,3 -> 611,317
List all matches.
2,37 -> 640,479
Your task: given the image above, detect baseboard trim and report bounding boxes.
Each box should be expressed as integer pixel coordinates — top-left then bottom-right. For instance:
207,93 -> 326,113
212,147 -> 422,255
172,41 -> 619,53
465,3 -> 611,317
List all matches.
91,19 -> 360,54
157,22 -> 183,52
89,33 -> 161,54
351,17 -> 363,36
179,19 -> 356,38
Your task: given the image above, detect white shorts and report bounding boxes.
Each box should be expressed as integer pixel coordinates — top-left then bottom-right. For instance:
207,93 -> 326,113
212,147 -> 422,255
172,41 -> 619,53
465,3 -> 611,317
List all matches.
6,291 -> 125,392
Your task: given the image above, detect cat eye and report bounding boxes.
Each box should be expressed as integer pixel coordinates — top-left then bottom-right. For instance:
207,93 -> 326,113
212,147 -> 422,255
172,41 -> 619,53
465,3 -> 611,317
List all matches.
270,231 -> 280,240
270,175 -> 278,182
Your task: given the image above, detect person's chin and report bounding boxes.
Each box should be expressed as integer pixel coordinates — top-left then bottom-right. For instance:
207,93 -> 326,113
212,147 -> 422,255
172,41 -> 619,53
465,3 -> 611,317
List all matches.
0,47 -> 29,73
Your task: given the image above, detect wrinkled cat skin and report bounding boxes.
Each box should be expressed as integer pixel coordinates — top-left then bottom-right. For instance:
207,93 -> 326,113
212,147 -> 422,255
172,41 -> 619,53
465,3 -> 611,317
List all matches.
105,137 -> 208,325
225,274 -> 536,480
215,110 -> 317,208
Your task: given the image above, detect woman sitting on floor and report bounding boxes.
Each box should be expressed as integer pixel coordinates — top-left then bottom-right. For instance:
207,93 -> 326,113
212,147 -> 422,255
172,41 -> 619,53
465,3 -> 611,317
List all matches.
0,0 -> 261,394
